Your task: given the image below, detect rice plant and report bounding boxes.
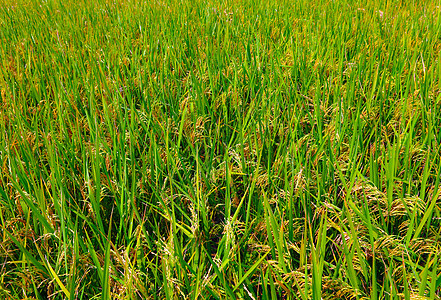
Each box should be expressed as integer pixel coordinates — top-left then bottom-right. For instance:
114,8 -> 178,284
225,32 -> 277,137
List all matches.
1,0 -> 441,299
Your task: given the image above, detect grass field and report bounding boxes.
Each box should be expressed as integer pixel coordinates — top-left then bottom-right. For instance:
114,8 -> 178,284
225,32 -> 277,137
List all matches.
1,0 -> 441,298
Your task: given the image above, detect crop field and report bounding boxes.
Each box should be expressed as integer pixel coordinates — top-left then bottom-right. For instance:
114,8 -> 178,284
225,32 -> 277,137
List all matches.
1,0 -> 441,299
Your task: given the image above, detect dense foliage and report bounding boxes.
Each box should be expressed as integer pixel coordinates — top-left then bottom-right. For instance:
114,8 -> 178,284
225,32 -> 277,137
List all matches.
1,0 -> 441,298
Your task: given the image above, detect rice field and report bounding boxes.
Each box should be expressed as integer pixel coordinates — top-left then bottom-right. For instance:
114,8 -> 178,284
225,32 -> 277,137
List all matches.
1,0 -> 441,299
